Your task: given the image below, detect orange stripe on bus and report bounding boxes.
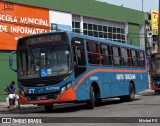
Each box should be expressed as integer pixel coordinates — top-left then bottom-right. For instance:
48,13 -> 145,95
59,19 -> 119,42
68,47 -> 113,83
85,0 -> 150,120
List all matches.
73,68 -> 148,90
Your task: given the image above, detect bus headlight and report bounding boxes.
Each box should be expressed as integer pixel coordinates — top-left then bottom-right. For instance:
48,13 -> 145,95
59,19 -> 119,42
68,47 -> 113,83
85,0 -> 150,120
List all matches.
61,86 -> 66,93
60,82 -> 73,93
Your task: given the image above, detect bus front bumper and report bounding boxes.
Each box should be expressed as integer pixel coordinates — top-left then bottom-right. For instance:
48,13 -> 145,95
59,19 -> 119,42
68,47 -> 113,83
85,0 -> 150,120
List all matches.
19,88 -> 76,105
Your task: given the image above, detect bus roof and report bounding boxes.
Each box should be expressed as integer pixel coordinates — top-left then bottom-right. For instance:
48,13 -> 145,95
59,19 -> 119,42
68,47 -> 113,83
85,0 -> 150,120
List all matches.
69,32 -> 145,51
20,31 -> 145,51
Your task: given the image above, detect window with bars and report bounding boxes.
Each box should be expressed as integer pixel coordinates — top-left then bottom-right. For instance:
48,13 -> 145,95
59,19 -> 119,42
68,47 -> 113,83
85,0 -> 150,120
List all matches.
138,51 -> 145,67
72,21 -> 80,33
121,48 -> 131,67
87,41 -> 100,65
112,46 -> 121,66
84,40 -> 146,68
131,50 -> 139,67
72,15 -> 126,43
100,44 -> 112,65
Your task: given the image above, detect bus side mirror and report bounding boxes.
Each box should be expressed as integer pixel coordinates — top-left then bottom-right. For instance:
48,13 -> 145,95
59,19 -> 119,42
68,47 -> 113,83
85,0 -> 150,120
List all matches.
9,51 -> 17,72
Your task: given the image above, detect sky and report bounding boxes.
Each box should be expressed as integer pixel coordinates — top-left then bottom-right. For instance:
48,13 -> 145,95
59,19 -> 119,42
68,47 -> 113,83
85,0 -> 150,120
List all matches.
96,0 -> 159,12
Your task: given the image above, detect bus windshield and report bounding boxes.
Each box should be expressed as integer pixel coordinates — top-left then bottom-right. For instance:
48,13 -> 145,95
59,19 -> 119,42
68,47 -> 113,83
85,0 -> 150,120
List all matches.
17,34 -> 71,79
151,59 -> 160,73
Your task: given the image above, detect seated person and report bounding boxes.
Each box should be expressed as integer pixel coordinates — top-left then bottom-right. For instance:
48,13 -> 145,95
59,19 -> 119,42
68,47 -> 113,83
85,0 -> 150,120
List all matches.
4,81 -> 20,109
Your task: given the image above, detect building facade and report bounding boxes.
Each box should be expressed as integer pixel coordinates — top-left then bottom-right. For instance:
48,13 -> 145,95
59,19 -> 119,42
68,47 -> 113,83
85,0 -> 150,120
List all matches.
0,0 -> 145,101
145,11 -> 159,54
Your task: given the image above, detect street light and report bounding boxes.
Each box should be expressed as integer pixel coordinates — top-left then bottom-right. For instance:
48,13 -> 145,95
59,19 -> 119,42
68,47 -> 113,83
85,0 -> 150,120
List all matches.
142,0 -> 144,11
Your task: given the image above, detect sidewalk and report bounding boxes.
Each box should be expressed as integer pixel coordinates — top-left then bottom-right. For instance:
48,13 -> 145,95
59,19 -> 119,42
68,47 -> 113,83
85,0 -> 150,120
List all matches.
0,89 -> 154,111
0,101 -> 37,111
139,89 -> 153,93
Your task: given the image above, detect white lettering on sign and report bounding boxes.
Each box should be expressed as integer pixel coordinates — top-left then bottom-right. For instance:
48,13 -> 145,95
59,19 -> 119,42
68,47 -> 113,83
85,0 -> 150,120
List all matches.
0,13 -> 49,36
116,74 -> 136,80
10,26 -> 48,34
0,14 -> 18,23
0,14 -> 49,26
29,89 -> 35,94
90,76 -> 98,81
116,74 -> 124,80
0,25 -> 7,32
124,74 -> 136,80
20,17 -> 49,26
46,87 -> 60,90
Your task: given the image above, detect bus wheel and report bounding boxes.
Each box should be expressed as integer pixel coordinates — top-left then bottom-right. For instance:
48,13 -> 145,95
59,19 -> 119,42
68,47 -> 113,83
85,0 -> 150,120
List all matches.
86,85 -> 95,109
44,104 -> 53,112
127,83 -> 135,102
120,83 -> 135,102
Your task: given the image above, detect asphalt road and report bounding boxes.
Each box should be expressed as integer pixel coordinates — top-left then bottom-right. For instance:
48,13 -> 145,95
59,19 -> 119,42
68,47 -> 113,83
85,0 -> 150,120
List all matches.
0,90 -> 160,126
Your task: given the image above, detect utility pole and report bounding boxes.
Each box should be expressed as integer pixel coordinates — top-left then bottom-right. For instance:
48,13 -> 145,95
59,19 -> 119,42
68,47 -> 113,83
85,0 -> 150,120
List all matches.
158,0 -> 160,51
142,0 -> 144,11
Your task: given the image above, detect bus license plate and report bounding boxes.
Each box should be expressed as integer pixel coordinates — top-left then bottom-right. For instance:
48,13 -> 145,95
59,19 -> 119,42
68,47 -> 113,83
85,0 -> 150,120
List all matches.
37,96 -> 47,100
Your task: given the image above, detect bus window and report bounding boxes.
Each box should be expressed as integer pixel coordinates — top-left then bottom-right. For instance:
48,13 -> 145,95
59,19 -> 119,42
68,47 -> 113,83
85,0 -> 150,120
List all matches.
22,51 -> 27,74
150,53 -> 160,72
138,51 -> 145,67
87,41 -> 98,52
121,48 -> 131,67
131,50 -> 138,67
72,38 -> 86,77
100,44 -> 111,65
19,50 -> 32,75
112,46 -> 121,66
87,41 -> 100,65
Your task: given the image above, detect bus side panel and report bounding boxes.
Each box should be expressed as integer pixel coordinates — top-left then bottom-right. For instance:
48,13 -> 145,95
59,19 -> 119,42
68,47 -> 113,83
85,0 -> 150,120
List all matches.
141,72 -> 149,92
134,71 -> 149,93
142,72 -> 149,91
88,71 -> 114,99
74,72 -> 90,101
112,71 -> 128,97
101,71 -> 113,98
75,82 -> 89,101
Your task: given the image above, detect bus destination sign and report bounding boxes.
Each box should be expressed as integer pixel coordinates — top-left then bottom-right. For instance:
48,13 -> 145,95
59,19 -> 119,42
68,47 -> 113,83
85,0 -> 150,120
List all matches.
26,34 -> 62,45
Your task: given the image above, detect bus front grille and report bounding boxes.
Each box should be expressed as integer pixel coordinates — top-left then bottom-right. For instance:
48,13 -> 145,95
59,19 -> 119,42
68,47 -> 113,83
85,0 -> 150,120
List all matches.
25,93 -> 59,101
19,74 -> 70,87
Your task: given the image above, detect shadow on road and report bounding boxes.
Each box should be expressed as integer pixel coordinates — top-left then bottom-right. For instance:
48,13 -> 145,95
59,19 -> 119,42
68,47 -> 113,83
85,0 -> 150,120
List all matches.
139,92 -> 159,96
0,98 -> 142,114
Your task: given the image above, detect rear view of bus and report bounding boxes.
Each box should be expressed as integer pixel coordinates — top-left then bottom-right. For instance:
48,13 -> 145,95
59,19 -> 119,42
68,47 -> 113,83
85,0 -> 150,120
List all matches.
149,53 -> 160,94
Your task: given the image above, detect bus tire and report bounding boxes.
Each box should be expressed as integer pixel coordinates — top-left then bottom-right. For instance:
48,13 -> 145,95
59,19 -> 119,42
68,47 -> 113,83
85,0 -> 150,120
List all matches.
120,83 -> 135,102
44,104 -> 53,112
126,83 -> 135,102
86,85 -> 95,109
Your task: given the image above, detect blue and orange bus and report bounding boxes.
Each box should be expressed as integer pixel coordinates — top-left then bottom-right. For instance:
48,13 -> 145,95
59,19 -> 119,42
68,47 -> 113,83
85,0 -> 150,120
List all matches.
9,31 -> 149,111
149,52 -> 160,94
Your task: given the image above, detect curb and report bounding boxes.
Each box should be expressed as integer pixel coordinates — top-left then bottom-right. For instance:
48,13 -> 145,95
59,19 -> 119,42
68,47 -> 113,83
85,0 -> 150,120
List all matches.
0,89 -> 154,111
0,102 -> 38,111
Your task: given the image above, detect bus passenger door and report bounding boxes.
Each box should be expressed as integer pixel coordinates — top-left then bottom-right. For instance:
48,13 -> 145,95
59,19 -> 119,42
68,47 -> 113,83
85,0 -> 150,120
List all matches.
72,38 -> 86,77
72,37 -> 87,100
